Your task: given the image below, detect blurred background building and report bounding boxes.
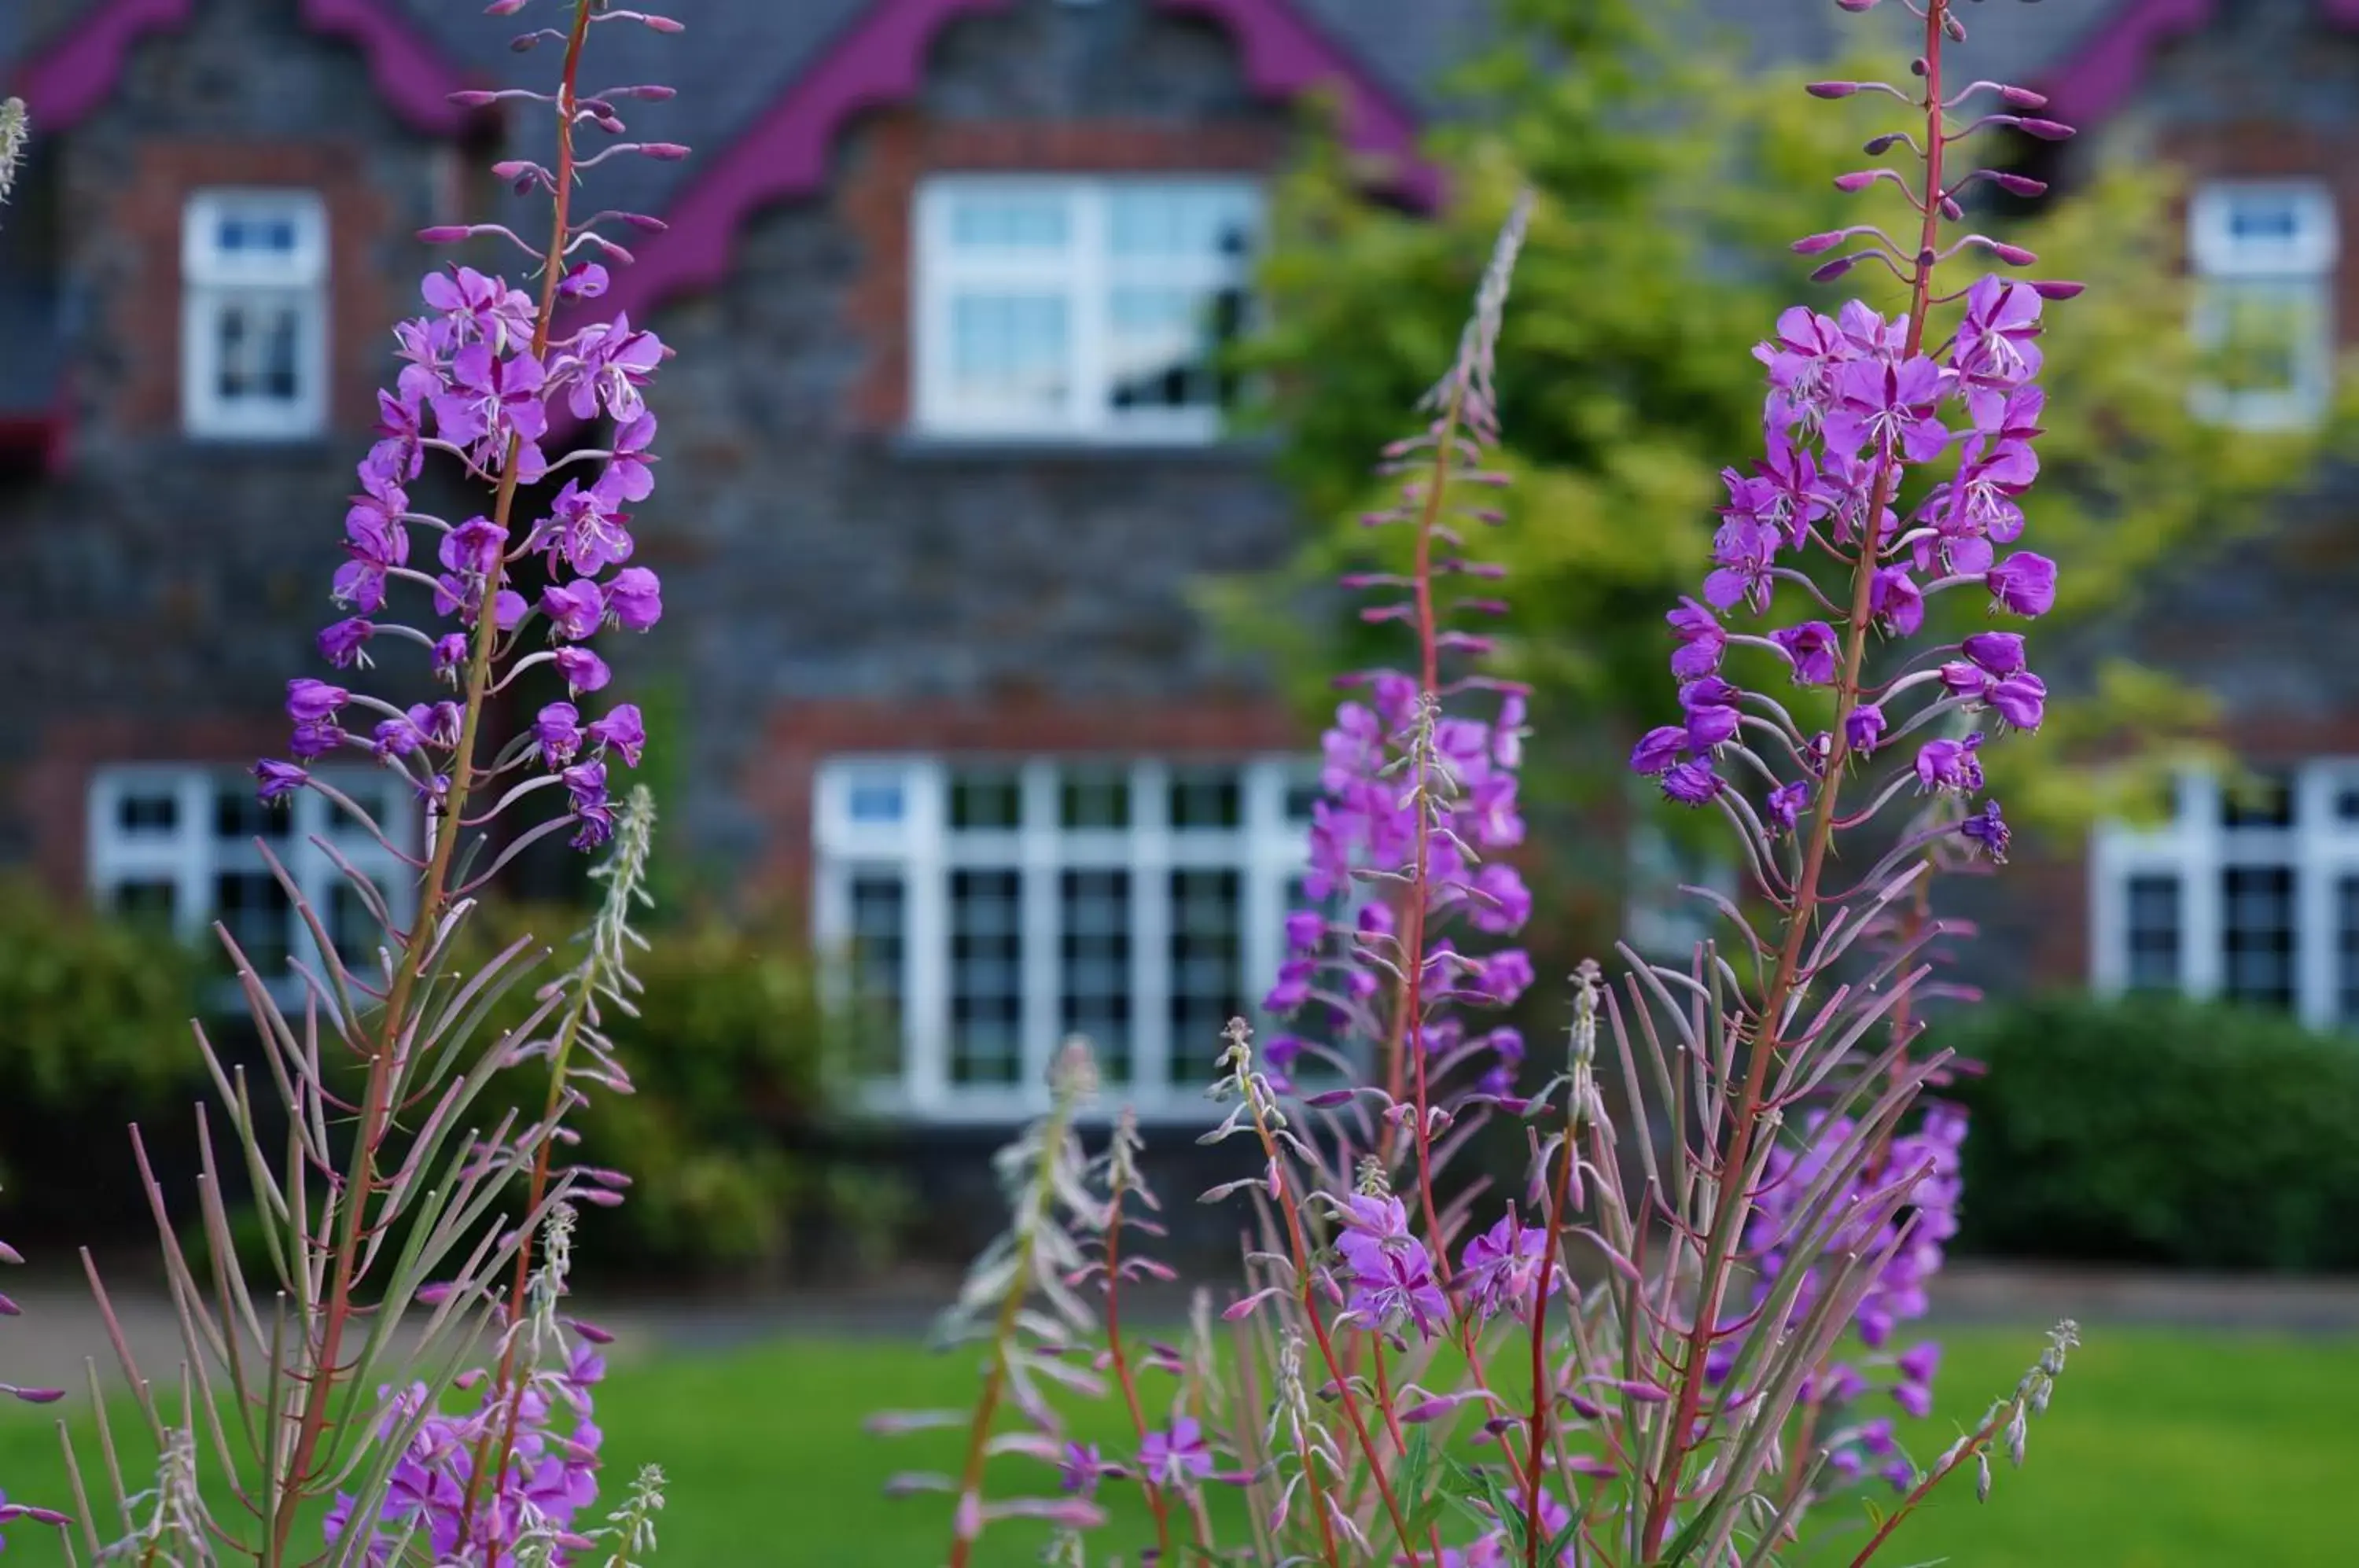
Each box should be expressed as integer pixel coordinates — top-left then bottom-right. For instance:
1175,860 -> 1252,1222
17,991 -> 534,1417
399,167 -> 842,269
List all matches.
2,0 -> 2357,1137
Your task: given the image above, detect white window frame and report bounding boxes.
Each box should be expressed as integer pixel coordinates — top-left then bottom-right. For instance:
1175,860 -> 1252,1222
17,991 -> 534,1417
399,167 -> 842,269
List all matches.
87,765 -> 418,1006
181,188 -> 330,440
812,755 -> 1310,1123
2090,760 -> 2359,1029
910,175 -> 1260,444
2188,180 -> 2338,431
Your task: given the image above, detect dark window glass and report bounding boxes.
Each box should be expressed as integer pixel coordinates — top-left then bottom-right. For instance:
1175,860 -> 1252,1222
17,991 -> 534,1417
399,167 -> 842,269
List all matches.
950,869 -> 1023,1084
2221,772 -> 2295,829
215,871 -> 292,975
117,793 -> 178,834
950,770 -> 1023,831
850,872 -> 907,1077
111,880 -> 178,928
2125,874 -> 2182,991
1060,870 -> 1132,1082
216,782 -> 288,842
1170,869 -> 1242,1079
2221,864 -> 2295,1009
1168,768 -> 1242,830
1059,769 -> 1131,830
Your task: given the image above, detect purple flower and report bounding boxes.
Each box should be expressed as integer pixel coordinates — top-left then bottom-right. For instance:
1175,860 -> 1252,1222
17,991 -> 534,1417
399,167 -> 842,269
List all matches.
1897,1341 -> 1941,1386
1891,1380 -> 1934,1419
1667,597 -> 1726,680
1961,799 -> 2011,861
535,702 -> 583,766
1704,516 -> 1777,613
542,580 -> 605,642
1989,671 -> 2046,731
1474,948 -> 1535,1009
1059,1441 -> 1103,1499
286,679 -> 350,723
1986,551 -> 2057,617
421,264 -> 537,352
1770,620 -> 1839,686
1953,275 -> 2045,427
1662,760 -> 1720,805
1137,1419 -> 1213,1488
1939,661 -> 1991,700
1913,734 -> 1985,794
437,516 -> 509,577
561,312 -> 666,424
431,342 -> 549,465
1869,565 -> 1924,637
540,479 -> 635,576
1469,861 -> 1532,934
1337,1196 -> 1449,1338
1283,909 -> 1326,953
408,701 -> 462,748
1961,631 -> 2026,676
1263,959 -> 1315,1014
318,617 -> 374,669
430,632 -> 469,684
253,760 -> 307,802
554,646 -> 612,694
1767,778 -> 1810,832
588,704 -> 646,767
602,411 -> 658,502
372,716 -> 424,761
1843,702 -> 1886,756
1461,1208 -> 1551,1323
564,760 -> 613,848
1824,355 -> 1950,464
1631,725 -> 1687,776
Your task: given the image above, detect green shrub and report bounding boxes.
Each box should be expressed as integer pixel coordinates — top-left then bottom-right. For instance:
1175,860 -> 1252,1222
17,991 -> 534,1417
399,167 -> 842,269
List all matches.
1949,992 -> 2359,1272
450,904 -> 870,1277
0,875 -> 204,1111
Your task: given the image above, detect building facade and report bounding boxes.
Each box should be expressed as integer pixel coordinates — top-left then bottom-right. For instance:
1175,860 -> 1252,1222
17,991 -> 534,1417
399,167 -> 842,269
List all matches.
4,0 -> 2359,1136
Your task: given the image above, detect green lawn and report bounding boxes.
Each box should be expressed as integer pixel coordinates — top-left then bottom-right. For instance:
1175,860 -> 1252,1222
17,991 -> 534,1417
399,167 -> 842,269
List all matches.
2,1325 -> 2351,1564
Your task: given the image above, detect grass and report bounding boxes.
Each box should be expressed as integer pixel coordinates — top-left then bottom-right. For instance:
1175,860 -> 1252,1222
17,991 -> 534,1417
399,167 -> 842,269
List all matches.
1,1323 -> 2351,1564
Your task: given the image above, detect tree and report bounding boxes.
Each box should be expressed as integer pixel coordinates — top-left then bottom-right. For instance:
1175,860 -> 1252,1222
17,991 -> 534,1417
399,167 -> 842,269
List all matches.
1221,0 -> 2325,926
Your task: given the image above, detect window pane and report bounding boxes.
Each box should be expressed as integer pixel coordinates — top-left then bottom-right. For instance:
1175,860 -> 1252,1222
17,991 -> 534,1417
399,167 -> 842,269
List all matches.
2125,873 -> 2181,991
1108,186 -> 1254,259
948,293 -> 1068,414
1169,768 -> 1241,830
1170,869 -> 1242,1081
1060,870 -> 1132,1083
850,872 -> 907,1078
950,869 -> 1024,1085
1059,768 -> 1130,830
216,870 -> 293,974
2339,877 -> 2359,1026
2198,281 -> 2324,402
329,879 -> 382,971
117,790 -> 178,834
2221,865 -> 2295,1009
2221,771 -> 2296,828
111,879 -> 178,928
216,781 -> 289,841
1107,285 -> 1234,413
848,778 -> 905,825
949,769 -> 1023,831
948,194 -> 1069,251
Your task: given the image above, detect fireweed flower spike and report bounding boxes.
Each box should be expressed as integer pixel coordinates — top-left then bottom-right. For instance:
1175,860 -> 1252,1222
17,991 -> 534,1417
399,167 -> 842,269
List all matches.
61,4 -> 683,1563
889,7 -> 2085,1565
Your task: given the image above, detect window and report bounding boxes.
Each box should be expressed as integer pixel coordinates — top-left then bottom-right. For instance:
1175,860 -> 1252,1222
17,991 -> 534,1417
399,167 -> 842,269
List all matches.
911,177 -> 1259,443
2092,762 -> 2359,1026
182,190 -> 328,439
811,756 -> 1308,1119
2188,181 -> 2337,429
87,766 -> 416,997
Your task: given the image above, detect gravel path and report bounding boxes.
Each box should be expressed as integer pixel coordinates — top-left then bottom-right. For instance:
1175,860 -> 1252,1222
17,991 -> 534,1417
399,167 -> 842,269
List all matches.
6,1261 -> 2356,1392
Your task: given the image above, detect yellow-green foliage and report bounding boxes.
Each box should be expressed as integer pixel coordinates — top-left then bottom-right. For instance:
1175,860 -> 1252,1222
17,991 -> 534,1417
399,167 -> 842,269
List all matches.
1224,0 -> 2335,853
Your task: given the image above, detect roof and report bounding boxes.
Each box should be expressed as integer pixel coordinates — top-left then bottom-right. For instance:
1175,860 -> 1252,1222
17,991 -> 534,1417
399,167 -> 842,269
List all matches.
0,0 -> 2328,348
